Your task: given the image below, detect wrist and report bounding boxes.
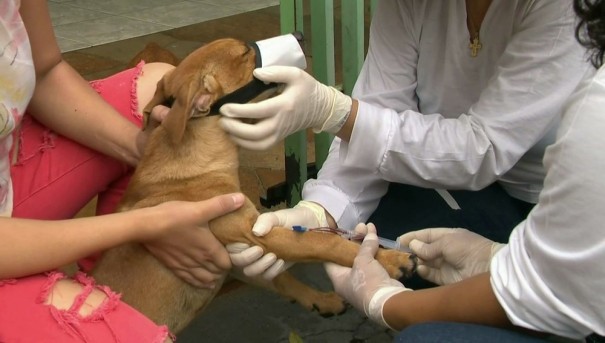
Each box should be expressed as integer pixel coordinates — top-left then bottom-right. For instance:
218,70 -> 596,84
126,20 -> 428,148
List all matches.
367,286 -> 409,329
313,87 -> 353,134
295,200 -> 329,227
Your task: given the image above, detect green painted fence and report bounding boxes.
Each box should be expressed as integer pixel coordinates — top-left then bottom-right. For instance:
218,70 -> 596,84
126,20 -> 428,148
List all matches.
278,0 -> 375,206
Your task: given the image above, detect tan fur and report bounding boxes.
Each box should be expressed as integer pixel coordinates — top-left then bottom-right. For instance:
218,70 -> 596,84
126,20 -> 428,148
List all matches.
91,38 -> 416,334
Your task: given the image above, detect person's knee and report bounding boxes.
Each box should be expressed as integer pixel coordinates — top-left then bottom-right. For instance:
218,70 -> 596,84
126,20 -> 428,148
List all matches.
45,279 -> 106,316
46,279 -> 174,342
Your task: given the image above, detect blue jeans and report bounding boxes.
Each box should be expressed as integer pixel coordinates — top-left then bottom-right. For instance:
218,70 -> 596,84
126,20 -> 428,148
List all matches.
395,322 -> 550,343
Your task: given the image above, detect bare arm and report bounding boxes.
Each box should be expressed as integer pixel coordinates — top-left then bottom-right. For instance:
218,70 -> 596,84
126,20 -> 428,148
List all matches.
20,1 -> 145,166
0,212 -> 149,279
383,272 -> 510,330
0,193 -> 245,281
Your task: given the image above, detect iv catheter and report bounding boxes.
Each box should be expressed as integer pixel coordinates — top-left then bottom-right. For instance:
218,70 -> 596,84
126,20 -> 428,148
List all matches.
292,225 -> 412,253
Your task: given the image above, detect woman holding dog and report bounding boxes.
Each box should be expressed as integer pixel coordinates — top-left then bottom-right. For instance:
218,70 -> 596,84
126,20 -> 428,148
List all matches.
0,1 -> 237,341
225,0 -> 605,341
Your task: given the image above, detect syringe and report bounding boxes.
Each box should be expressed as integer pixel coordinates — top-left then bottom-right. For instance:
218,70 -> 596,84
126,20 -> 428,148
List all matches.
377,236 -> 412,253
292,225 -> 412,253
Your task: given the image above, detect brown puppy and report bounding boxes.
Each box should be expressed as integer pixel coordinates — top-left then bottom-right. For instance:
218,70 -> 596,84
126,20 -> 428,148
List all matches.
91,38 -> 416,334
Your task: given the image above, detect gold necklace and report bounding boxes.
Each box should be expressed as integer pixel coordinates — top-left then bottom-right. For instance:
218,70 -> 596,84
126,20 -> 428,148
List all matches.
467,3 -> 484,57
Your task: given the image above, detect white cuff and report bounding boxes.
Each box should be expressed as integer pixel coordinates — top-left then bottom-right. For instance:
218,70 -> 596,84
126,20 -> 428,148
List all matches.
367,286 -> 408,330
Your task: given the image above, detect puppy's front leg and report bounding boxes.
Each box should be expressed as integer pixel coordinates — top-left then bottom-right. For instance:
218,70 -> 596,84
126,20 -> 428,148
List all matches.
249,227 -> 416,280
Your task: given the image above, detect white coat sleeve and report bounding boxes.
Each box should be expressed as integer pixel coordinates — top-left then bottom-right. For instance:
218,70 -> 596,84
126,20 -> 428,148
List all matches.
490,69 -> 605,339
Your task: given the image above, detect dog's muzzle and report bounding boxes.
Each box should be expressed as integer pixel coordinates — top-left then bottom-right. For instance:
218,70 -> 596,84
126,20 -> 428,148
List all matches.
209,32 -> 307,114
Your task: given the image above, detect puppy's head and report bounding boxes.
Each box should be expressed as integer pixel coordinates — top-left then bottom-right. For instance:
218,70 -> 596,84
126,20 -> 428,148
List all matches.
143,38 -> 258,145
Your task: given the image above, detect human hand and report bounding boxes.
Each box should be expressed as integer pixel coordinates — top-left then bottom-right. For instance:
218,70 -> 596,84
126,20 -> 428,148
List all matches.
398,228 -> 505,285
219,66 -> 353,150
225,242 -> 291,280
252,200 -> 329,236
143,193 -> 245,288
223,200 -> 328,281
324,223 -> 411,328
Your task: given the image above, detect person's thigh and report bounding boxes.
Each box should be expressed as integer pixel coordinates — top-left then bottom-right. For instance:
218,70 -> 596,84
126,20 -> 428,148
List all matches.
0,272 -> 171,342
367,183 -> 532,243
395,322 -> 549,343
10,62 -> 173,219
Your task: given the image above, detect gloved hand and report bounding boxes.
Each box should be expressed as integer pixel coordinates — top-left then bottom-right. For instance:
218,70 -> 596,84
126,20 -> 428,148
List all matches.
398,228 -> 505,285
219,66 -> 353,150
252,200 -> 329,236
225,200 -> 329,280
324,223 -> 411,329
226,242 -> 291,280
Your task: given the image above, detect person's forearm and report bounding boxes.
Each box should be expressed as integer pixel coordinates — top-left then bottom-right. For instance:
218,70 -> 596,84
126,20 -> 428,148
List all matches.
0,211 -> 150,279
383,273 -> 511,330
27,61 -> 143,166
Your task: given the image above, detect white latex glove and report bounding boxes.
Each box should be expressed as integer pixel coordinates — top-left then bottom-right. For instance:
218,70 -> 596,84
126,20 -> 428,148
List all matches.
226,242 -> 290,280
252,200 -> 329,237
325,223 -> 411,329
219,66 -> 353,150
225,201 -> 328,280
398,228 -> 505,285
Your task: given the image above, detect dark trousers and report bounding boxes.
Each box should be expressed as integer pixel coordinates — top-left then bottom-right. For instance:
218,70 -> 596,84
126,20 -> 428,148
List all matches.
367,182 -> 534,289
395,322 -> 550,343
368,182 -> 534,243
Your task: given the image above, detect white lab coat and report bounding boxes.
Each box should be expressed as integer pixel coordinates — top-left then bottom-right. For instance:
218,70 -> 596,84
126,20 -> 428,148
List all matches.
303,0 -> 591,231
491,66 -> 605,339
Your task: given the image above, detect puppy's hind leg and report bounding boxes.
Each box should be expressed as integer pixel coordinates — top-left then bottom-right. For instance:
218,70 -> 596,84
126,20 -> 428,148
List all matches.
271,271 -> 346,316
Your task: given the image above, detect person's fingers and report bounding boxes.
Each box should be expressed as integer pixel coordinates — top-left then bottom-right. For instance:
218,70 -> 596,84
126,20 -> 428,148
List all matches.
353,222 -> 369,236
225,242 -> 251,254
408,238 -> 445,262
228,245 -> 264,267
398,227 -> 455,247
243,253 -> 278,277
356,223 -> 379,263
220,100 -> 277,119
253,65 -> 303,84
150,104 -> 170,122
198,193 -> 245,219
324,262 -> 350,286
226,134 -> 277,151
252,212 -> 281,236
262,258 -> 286,280
219,116 -> 278,141
174,269 -> 209,289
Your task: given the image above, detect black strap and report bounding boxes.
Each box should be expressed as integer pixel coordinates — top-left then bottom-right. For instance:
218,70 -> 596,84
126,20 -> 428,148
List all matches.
208,77 -> 277,115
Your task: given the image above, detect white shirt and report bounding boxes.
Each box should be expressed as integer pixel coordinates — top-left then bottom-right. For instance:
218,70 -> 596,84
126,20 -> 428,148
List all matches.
0,0 -> 36,217
491,66 -> 605,339
303,0 -> 592,231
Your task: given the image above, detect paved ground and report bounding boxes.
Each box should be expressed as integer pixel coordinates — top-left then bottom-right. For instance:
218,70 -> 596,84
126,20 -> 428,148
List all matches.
178,264 -> 395,343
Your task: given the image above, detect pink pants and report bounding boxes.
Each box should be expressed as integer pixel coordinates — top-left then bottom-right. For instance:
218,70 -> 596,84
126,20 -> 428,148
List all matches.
0,63 -> 170,342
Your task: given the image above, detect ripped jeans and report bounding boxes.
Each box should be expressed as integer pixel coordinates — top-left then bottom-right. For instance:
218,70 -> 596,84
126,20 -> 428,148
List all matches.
0,272 -> 170,342
0,62 -> 171,342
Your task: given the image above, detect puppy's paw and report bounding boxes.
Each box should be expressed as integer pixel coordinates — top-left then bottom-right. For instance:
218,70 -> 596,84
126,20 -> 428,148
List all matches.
299,291 -> 346,317
375,250 -> 417,279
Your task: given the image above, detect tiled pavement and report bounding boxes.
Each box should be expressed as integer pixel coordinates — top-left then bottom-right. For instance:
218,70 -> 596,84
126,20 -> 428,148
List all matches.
60,3 -> 392,341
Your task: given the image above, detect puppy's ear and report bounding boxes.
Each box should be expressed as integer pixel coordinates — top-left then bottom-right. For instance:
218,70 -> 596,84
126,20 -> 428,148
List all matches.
142,70 -> 173,131
190,74 -> 223,117
162,74 -> 222,145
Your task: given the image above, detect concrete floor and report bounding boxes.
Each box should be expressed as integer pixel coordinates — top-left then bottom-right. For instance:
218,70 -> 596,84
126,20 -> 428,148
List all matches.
65,5 -> 393,343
